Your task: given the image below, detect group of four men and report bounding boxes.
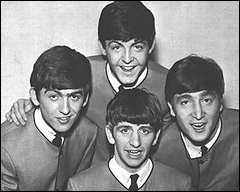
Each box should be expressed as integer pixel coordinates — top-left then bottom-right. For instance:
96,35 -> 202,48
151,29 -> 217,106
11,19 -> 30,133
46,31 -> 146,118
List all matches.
1,1 -> 239,191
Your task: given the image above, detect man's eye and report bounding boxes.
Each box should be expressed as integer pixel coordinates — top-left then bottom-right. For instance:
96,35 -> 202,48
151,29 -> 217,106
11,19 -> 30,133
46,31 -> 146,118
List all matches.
140,129 -> 150,135
49,95 -> 59,100
71,95 -> 81,101
181,100 -> 189,105
112,45 -> 121,51
120,129 -> 130,134
203,98 -> 213,104
134,45 -> 143,51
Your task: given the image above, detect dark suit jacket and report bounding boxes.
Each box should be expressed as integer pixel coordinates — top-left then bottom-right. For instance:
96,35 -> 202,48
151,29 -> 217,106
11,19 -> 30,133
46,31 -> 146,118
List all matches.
86,55 -> 170,165
1,109 -> 98,191
152,108 -> 239,191
66,160 -> 194,191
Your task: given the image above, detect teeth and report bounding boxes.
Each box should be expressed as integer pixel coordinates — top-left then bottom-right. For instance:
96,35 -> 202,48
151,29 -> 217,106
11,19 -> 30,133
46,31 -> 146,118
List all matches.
58,117 -> 70,123
121,66 -> 135,71
128,150 -> 141,155
193,123 -> 204,127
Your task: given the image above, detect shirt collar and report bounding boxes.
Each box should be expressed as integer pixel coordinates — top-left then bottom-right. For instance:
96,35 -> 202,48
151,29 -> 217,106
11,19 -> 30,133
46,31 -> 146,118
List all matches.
34,108 -> 62,143
106,62 -> 148,92
181,118 -> 222,158
109,156 -> 152,189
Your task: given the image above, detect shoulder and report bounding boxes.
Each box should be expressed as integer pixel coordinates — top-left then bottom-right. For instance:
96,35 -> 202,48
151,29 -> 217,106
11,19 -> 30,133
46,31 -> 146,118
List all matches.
220,108 -> 239,144
150,160 -> 193,190
221,108 -> 239,120
148,59 -> 169,76
152,160 -> 189,178
87,55 -> 106,78
72,115 -> 98,136
67,161 -> 109,189
221,108 -> 239,132
87,55 -> 106,65
160,120 -> 180,141
73,161 -> 108,178
1,110 -> 35,141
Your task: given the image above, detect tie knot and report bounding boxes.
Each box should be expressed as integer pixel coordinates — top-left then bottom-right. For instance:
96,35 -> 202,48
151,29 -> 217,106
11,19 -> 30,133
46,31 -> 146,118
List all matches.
201,145 -> 208,156
118,85 -> 125,92
52,133 -> 62,148
129,174 -> 139,191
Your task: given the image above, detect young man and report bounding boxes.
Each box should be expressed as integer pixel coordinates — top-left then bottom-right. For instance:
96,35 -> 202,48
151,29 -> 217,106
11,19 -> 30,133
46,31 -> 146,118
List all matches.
4,1 -> 170,165
1,46 -> 98,191
66,88 -> 194,191
152,54 -> 239,190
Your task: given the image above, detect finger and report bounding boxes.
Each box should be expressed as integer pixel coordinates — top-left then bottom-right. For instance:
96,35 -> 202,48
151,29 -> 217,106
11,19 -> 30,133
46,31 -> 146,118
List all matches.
24,99 -> 33,113
17,99 -> 28,121
5,111 -> 13,123
9,107 -> 20,126
13,102 -> 26,126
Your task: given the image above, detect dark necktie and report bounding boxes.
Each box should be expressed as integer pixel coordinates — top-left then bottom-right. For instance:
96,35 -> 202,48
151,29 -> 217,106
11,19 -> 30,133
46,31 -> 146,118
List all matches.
118,85 -> 125,92
201,145 -> 208,156
129,174 -> 139,191
52,133 -> 62,148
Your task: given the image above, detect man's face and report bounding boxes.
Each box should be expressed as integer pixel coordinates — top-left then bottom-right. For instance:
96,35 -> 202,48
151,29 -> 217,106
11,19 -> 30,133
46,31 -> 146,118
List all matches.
169,90 -> 223,144
106,121 -> 160,173
34,88 -> 87,133
102,39 -> 153,86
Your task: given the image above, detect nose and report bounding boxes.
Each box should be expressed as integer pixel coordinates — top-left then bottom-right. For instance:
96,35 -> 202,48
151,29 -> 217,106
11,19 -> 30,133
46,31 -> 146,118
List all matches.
129,131 -> 141,148
122,49 -> 133,64
192,102 -> 204,120
59,97 -> 70,115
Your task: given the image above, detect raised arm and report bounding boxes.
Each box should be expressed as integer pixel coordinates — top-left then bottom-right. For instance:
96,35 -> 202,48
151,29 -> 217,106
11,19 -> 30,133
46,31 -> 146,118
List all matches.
5,98 -> 34,126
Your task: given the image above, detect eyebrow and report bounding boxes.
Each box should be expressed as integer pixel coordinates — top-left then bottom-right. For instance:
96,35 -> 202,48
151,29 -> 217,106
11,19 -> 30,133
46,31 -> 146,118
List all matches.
176,91 -> 216,100
107,40 -> 147,46
115,124 -> 153,131
45,89 -> 84,96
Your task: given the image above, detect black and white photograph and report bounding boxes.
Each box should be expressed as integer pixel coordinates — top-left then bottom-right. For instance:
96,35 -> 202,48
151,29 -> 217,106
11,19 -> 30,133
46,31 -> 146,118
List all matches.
1,1 -> 239,191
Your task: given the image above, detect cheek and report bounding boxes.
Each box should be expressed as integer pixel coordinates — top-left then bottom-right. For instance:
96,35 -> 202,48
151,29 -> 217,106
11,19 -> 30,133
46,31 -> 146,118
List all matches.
71,103 -> 83,113
175,116 -> 190,131
40,102 -> 57,115
144,137 -> 156,148
136,51 -> 149,63
106,53 -> 120,65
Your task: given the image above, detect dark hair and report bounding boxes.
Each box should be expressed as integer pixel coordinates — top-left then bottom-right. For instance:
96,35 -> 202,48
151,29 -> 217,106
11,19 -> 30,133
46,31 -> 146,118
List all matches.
165,54 -> 225,102
30,45 -> 92,97
106,88 -> 162,131
98,1 -> 155,48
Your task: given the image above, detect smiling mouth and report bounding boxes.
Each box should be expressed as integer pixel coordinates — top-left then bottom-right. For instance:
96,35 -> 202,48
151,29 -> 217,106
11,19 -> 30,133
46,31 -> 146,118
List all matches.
57,117 -> 71,124
127,150 -> 142,157
120,66 -> 136,72
191,123 -> 206,132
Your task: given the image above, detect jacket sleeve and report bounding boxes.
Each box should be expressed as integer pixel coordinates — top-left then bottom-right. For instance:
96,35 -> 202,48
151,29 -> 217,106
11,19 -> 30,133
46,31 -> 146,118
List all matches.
1,146 -> 19,191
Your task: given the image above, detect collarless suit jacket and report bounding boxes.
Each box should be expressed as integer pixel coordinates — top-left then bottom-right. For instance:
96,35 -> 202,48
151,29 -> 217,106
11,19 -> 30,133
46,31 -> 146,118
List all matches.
1,109 -> 98,191
66,160 -> 194,191
152,108 -> 239,191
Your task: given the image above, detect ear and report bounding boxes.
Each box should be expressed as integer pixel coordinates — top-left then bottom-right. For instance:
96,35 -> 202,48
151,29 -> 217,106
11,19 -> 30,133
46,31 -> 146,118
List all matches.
167,102 -> 176,117
105,123 -> 115,145
82,92 -> 89,107
152,129 -> 161,146
148,39 -> 155,54
29,88 -> 40,107
98,40 -> 106,56
219,98 -> 224,112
